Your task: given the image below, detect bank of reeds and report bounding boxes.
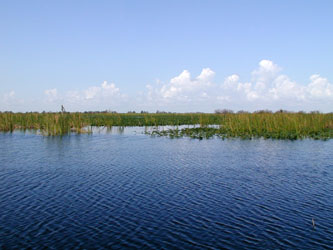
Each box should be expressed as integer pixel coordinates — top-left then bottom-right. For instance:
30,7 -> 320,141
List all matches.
149,112 -> 333,140
0,112 -> 88,136
0,112 -> 332,139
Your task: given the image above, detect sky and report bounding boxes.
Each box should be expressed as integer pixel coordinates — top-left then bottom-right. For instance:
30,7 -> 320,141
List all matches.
1,0 -> 333,112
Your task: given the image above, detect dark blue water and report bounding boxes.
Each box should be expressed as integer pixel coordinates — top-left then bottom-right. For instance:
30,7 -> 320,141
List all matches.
1,130 -> 332,249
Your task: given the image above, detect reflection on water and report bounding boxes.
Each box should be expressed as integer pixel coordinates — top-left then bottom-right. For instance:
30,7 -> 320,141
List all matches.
93,125 -> 220,135
0,131 -> 332,249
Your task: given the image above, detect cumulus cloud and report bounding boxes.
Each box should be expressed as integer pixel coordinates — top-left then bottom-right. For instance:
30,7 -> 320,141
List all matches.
197,68 -> 215,82
222,74 -> 240,90
306,74 -> 333,98
216,60 -> 333,111
84,81 -> 120,100
143,59 -> 333,112
148,68 -> 215,101
45,88 -> 58,102
269,75 -> 305,100
252,60 -> 281,85
3,60 -> 333,112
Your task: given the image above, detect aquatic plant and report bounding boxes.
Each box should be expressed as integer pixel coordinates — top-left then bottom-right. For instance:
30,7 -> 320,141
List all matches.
0,111 -> 332,139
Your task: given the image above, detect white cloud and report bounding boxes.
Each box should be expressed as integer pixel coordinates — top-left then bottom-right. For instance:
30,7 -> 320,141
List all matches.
218,60 -> 333,111
142,59 -> 333,112
2,60 -> 333,112
3,90 -> 15,99
1,91 -> 27,111
39,81 -> 125,111
150,68 -> 215,100
306,74 -> 333,98
222,74 -> 240,90
2,91 -> 16,104
84,81 -> 120,100
45,88 -> 58,102
85,86 -> 100,100
251,60 -> 281,95
269,75 -> 305,100
197,68 -> 215,82
217,95 -> 230,102
66,90 -> 81,103
252,60 -> 281,83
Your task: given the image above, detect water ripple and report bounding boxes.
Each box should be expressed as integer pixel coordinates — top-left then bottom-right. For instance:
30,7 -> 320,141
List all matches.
0,132 -> 332,249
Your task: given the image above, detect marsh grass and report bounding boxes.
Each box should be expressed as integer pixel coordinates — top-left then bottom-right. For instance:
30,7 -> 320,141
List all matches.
0,112 -> 332,139
147,112 -> 333,140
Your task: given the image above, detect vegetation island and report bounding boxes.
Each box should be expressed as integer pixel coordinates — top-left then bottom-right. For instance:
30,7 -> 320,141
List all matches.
0,107 -> 332,140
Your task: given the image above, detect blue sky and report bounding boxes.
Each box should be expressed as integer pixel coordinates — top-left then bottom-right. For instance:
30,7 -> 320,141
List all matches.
1,0 -> 333,112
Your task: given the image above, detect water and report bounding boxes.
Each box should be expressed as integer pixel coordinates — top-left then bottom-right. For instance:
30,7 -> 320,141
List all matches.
0,129 -> 332,249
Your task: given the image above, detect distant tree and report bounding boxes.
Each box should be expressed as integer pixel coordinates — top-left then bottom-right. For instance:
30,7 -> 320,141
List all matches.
237,110 -> 249,114
254,109 -> 272,114
215,109 -> 234,114
310,110 -> 320,114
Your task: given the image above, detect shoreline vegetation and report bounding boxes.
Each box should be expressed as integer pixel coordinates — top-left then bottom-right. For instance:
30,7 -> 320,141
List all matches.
0,110 -> 332,140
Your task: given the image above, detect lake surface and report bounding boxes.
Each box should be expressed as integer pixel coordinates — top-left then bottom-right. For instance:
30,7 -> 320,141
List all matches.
1,128 -> 332,249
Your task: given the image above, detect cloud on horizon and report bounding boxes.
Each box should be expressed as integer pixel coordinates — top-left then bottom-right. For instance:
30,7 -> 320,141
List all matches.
2,60 -> 333,112
142,59 -> 333,112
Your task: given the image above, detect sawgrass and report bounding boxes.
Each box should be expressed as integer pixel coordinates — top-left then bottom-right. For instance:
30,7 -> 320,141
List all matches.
0,112 -> 332,139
